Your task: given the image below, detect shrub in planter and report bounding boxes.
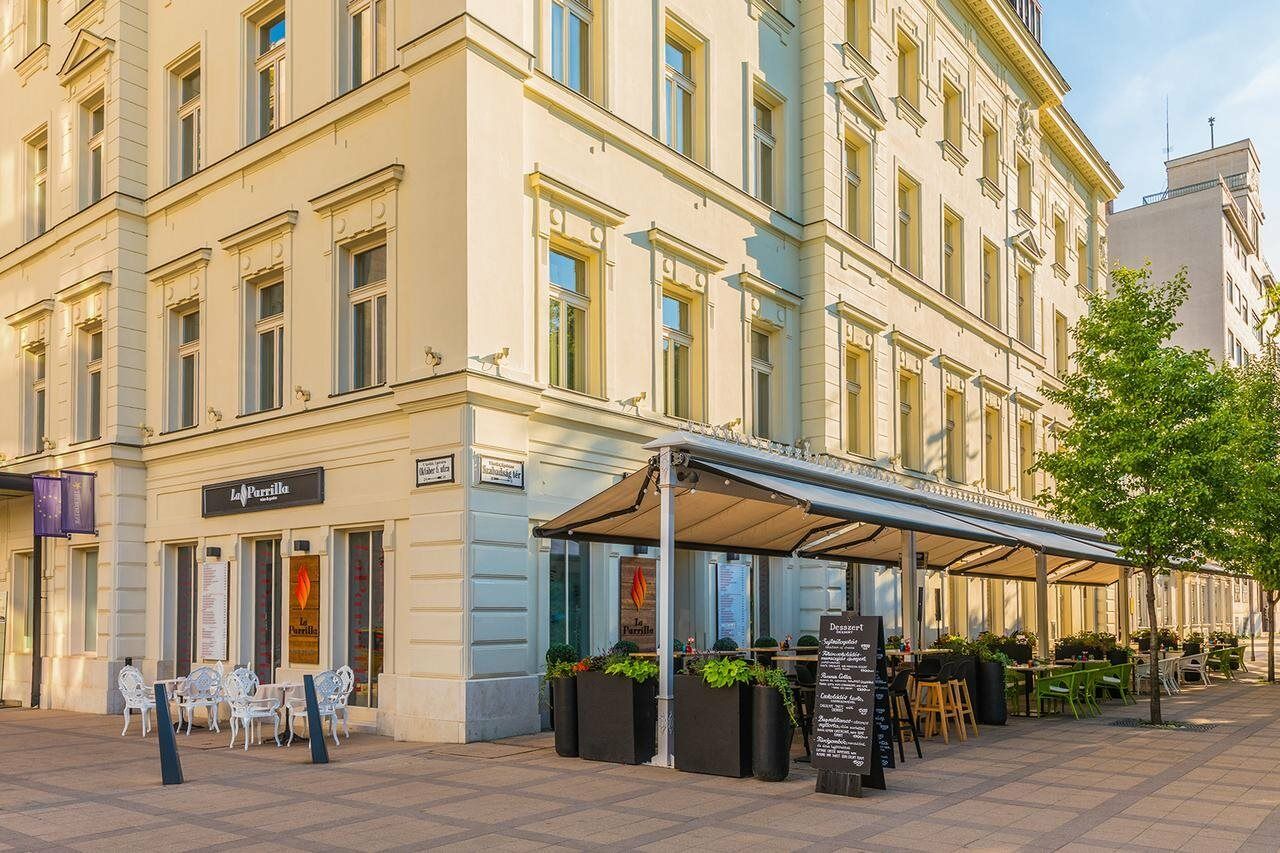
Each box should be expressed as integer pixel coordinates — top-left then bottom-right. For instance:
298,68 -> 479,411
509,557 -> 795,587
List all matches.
611,639 -> 640,655
796,634 -> 819,650
1106,646 -> 1132,665
544,658 -> 584,757
972,649 -> 1009,726
712,637 -> 740,652
576,657 -> 658,765
752,636 -> 779,668
1182,631 -> 1205,656
675,658 -> 752,778
544,644 -> 576,729
749,663 -> 796,782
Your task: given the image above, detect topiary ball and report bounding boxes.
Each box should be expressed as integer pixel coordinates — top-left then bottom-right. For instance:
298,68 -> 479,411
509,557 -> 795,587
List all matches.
611,640 -> 639,654
797,634 -> 819,648
711,637 -> 739,652
546,643 -> 576,666
753,636 -> 778,648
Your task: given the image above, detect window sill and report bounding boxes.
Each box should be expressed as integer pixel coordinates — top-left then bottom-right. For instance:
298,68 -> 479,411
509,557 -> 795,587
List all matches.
1015,208 -> 1035,230
1052,262 -> 1070,282
159,424 -> 201,437
1076,282 -> 1095,301
840,42 -> 876,78
979,176 -> 1004,203
68,436 -> 103,448
328,383 -> 388,400
544,384 -> 608,404
940,139 -> 967,172
236,405 -> 283,419
894,97 -> 926,135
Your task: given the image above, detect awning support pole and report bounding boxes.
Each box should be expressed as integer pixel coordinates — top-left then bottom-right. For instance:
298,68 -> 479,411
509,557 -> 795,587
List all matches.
1035,551 -> 1050,660
653,446 -> 676,768
1117,567 -> 1130,644
1170,571 -> 1182,638
900,530 -> 916,648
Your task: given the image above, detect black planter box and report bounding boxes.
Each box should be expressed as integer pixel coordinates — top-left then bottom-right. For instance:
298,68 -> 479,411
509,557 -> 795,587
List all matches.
674,674 -> 751,778
1182,642 -> 1202,656
576,670 -> 657,765
550,677 -> 578,757
751,685 -> 792,781
1106,649 -> 1130,665
1008,644 -> 1033,664
974,660 -> 1008,725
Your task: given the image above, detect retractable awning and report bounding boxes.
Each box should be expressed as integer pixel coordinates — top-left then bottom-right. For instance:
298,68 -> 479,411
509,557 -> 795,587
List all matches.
0,473 -> 33,499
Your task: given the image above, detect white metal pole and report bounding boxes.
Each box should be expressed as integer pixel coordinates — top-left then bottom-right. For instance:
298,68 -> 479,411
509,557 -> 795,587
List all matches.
1035,551 -> 1050,660
1116,566 -> 1130,643
900,530 -> 916,648
654,447 -> 676,767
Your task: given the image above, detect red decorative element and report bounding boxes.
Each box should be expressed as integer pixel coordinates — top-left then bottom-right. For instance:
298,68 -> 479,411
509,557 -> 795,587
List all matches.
629,565 -> 647,610
294,563 -> 312,609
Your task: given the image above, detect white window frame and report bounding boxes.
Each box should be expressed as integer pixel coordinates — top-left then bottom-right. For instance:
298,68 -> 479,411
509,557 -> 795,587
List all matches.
248,275 -> 286,413
71,548 -> 100,655
344,240 -> 388,391
752,95 -> 776,206
844,134 -> 871,242
942,207 -> 963,303
25,348 -> 48,455
1016,266 -> 1034,348
251,5 -> 288,141
344,0 -> 389,92
845,344 -> 872,457
549,0 -> 591,96
83,92 -> 105,208
174,58 -> 202,182
663,31 -> 696,158
28,129 -> 48,238
661,292 -> 693,419
26,0 -> 48,52
548,245 -> 590,394
750,327 -> 773,439
80,325 -> 104,442
174,305 -> 201,429
898,369 -> 922,472
944,388 -> 966,483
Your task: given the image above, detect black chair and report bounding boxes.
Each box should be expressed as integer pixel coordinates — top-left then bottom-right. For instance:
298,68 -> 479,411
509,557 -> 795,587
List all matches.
792,662 -> 817,762
914,656 -> 943,681
888,669 -> 923,760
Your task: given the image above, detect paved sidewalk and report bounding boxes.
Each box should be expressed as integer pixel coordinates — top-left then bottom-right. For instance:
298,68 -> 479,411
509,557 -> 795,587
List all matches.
3,670 -> 1280,851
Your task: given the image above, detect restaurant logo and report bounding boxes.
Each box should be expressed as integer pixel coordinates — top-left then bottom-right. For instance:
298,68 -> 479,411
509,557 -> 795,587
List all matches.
630,564 -> 648,610
202,468 -> 324,517
294,562 -> 312,609
229,480 -> 291,508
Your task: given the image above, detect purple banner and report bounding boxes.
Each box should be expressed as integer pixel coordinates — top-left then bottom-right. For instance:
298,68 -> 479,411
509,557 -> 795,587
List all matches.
33,474 -> 65,539
61,470 -> 96,535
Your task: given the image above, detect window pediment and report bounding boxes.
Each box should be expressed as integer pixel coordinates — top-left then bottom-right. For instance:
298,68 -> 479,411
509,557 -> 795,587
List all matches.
220,211 -> 297,278
56,271 -> 111,330
16,43 -> 50,87
58,29 -> 114,86
6,299 -> 55,352
649,228 -> 723,296
529,170 -> 625,253
740,271 -> 797,330
149,247 -> 211,309
1011,229 -> 1044,265
310,165 -> 404,242
837,77 -> 886,130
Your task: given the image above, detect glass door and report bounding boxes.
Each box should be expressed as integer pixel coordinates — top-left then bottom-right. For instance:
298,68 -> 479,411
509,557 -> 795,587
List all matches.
174,544 -> 197,676
549,540 -> 589,656
252,539 -> 282,681
348,530 -> 384,707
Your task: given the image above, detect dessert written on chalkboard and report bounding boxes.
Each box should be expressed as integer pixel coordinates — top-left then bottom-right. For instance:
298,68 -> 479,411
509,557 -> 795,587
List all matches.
810,615 -> 879,775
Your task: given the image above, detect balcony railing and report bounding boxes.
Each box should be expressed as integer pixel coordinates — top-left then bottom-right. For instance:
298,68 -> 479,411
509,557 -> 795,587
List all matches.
1141,171 -> 1249,205
1007,0 -> 1042,42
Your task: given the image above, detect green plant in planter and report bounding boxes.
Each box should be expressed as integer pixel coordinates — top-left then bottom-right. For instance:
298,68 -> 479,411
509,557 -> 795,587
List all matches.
797,634 -> 819,648
546,643 -> 576,667
611,639 -> 640,655
753,636 -> 779,648
604,657 -> 659,683
1183,630 -> 1205,645
712,637 -> 740,652
545,659 -> 579,680
1208,630 -> 1241,646
886,634 -> 903,648
748,663 -> 797,726
701,658 -> 751,688
932,633 -> 970,653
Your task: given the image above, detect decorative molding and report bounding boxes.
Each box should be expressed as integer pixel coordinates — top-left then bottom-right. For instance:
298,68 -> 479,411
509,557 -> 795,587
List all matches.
56,272 -> 111,330
219,210 -> 298,252
309,164 -> 405,216
1012,389 -> 1043,413
740,270 -> 800,306
941,139 -> 968,172
528,170 -> 626,227
648,228 -> 725,272
837,77 -> 886,130
149,247 -> 212,309
66,0 -> 106,31
148,247 -> 212,282
57,29 -> 114,86
980,176 -> 1005,203
15,43 -> 50,86
1011,229 -> 1044,265
888,327 -> 932,357
5,299 -> 55,352
55,270 -> 111,303
840,43 -> 877,79
894,96 -> 926,134
977,373 -> 1011,396
938,354 -> 976,378
836,299 -> 888,333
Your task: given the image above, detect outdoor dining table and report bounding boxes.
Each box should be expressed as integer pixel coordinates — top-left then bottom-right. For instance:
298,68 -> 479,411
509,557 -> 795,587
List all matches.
255,681 -> 305,743
1006,663 -> 1071,717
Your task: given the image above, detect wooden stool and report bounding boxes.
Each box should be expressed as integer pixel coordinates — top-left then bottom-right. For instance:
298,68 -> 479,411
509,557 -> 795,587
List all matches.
948,672 -> 979,739
914,679 -> 962,743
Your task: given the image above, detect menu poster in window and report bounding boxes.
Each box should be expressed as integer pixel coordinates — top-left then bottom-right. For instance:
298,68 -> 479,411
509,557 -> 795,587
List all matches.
811,614 -> 888,795
288,555 -> 321,665
197,561 -> 229,661
618,556 -> 657,652
715,562 -> 750,649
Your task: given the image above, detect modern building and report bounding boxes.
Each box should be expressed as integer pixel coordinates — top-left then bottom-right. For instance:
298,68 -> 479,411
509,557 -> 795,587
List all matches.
0,0 -> 1228,741
1109,139 -> 1271,635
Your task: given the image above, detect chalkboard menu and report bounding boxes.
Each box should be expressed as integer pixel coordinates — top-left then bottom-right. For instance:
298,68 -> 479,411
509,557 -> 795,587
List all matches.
811,614 -> 880,776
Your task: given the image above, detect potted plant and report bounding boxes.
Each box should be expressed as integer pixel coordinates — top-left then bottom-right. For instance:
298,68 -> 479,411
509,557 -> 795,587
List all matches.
796,634 -> 819,650
752,636 -> 779,668
749,663 -> 796,781
544,643 -> 576,730
712,636 -> 741,656
998,632 -> 1035,663
1182,631 -> 1205,656
971,637 -> 1010,726
576,654 -> 658,765
675,657 -> 752,777
1106,644 -> 1132,665
544,656 -> 584,757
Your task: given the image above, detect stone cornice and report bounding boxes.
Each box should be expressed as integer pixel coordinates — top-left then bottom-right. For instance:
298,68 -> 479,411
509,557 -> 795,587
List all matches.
147,247 -> 212,282
527,170 -> 627,226
5,299 -> 55,328
54,270 -> 111,303
219,211 -> 298,252
647,228 -> 726,272
309,164 -> 405,215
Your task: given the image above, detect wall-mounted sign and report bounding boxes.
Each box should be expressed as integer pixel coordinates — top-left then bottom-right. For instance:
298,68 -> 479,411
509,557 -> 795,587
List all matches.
477,456 -> 525,489
715,562 -> 750,649
416,455 -> 455,487
202,468 -> 324,517
288,555 -> 321,665
618,556 -> 657,652
197,561 -> 229,661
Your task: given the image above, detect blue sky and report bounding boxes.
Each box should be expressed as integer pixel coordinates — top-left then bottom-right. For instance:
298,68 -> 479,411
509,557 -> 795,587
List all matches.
1043,0 -> 1280,264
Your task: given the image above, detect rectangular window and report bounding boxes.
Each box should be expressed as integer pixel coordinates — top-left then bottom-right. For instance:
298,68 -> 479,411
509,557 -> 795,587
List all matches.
76,549 -> 99,654
751,328 -> 772,439
549,539 -> 590,657
348,529 -> 385,708
896,31 -> 918,111
28,131 -> 48,238
82,327 -> 103,441
942,81 -> 962,150
26,0 -> 48,50
176,307 -> 200,429
1053,215 -> 1067,269
348,243 -> 388,390
1076,236 -> 1089,290
846,346 -> 871,456
1016,156 -> 1032,221
662,293 -> 692,419
26,349 -> 47,454
846,0 -> 870,57
252,538 -> 283,681
1016,268 -> 1034,348
254,9 -> 287,140
982,240 -> 1000,327
347,0 -> 388,90
896,171 -> 919,276
664,35 -> 694,157
984,404 -> 1003,491
250,278 -> 285,412
12,553 -> 34,654
83,94 -> 105,207
549,247 -> 588,393
550,0 -> 590,96
942,208 -> 963,303
1053,311 -> 1068,377
945,389 -> 966,483
1018,419 -> 1035,500
174,543 -> 197,677
752,97 -> 775,206
898,370 -> 921,471
981,121 -> 999,185
844,136 -> 870,242
174,62 -> 202,181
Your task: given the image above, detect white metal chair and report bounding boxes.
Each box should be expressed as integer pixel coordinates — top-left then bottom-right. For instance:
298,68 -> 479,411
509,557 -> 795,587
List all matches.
334,665 -> 355,738
223,668 -> 281,749
118,666 -> 157,737
177,666 -> 223,734
284,670 -> 343,747
1158,657 -> 1181,695
1179,652 -> 1211,687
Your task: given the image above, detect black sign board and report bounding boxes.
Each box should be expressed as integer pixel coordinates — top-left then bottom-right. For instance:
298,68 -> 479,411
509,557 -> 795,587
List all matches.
202,468 -> 325,517
812,614 -> 891,797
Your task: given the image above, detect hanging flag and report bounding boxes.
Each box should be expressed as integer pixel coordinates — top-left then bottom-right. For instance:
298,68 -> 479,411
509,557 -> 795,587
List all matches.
33,474 -> 66,539
60,470 -> 97,535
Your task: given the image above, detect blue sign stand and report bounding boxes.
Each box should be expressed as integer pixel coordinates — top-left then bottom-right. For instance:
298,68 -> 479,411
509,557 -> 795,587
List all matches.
302,674 -> 330,765
154,684 -> 184,785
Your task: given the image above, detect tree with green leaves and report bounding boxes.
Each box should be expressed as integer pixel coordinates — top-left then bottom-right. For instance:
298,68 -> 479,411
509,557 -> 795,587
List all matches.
1220,346 -> 1280,682
1035,265 -> 1238,723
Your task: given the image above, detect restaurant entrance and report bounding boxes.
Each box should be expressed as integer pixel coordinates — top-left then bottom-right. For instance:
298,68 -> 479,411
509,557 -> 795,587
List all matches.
173,544 -> 198,677
251,538 -> 283,681
347,530 -> 385,708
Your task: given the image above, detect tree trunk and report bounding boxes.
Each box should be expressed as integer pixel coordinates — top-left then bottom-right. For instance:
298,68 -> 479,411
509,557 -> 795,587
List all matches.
1143,567 -> 1162,724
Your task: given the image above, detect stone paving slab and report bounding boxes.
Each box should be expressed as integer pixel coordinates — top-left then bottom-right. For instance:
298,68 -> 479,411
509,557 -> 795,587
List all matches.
3,668 -> 1280,851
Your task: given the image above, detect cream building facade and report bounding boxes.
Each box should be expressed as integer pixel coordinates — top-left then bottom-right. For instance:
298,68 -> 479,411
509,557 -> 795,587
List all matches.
0,0 -> 1146,740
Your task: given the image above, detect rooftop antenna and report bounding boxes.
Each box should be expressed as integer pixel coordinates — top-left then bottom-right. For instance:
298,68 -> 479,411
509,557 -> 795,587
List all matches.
1163,96 -> 1172,185
1209,116 -> 1216,149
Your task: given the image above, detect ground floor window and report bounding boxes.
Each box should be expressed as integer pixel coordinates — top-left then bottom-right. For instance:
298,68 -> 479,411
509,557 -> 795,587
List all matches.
73,548 -> 99,655
252,538 -> 283,681
10,552 -> 34,654
174,544 -> 197,676
347,530 -> 384,708
549,540 -> 589,656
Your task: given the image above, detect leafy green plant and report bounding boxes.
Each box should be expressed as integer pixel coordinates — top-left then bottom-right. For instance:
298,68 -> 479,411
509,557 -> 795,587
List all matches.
886,635 -> 903,648
604,657 -> 659,683
753,636 -> 779,648
701,658 -> 751,688
1183,631 -> 1205,645
712,637 -> 740,652
1208,630 -> 1241,647
545,659 -> 578,680
546,643 -> 576,667
796,634 -> 819,648
749,663 -> 797,726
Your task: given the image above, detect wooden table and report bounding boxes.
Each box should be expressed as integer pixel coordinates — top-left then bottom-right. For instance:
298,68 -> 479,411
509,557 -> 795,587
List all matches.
773,654 -> 818,663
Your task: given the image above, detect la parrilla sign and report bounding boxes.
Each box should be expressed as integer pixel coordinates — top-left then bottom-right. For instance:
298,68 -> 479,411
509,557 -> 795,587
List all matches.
202,468 -> 325,517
